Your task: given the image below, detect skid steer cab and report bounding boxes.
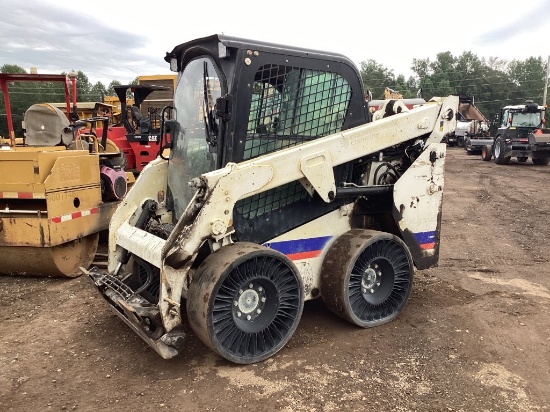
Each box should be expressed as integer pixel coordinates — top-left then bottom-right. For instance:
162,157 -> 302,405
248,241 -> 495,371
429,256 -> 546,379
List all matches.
85,34 -> 458,364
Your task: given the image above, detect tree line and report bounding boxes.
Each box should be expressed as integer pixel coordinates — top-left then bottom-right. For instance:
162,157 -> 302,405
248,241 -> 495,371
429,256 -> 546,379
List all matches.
361,51 -> 549,123
1,51 -> 549,137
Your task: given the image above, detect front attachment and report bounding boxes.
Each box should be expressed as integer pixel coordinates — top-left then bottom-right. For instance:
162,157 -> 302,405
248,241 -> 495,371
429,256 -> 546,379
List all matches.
85,267 -> 186,359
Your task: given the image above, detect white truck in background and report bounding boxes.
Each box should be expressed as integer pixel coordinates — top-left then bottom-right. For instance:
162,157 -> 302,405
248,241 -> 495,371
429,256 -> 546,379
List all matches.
446,95 -> 490,151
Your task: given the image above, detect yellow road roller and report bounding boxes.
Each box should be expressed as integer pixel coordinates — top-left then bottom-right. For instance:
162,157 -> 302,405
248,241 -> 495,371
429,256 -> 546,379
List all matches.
0,73 -> 133,277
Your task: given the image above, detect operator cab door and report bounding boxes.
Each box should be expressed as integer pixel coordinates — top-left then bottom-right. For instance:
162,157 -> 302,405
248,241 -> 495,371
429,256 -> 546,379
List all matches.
164,38 -> 366,241
497,108 -> 511,139
166,57 -> 224,220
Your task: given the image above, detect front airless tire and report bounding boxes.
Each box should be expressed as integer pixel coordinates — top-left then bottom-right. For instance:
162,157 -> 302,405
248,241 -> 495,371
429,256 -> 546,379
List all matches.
186,242 -> 304,364
532,158 -> 550,165
321,229 -> 414,328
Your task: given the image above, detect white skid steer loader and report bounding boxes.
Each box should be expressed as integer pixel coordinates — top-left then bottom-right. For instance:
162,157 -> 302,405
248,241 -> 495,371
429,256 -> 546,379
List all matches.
85,34 -> 458,364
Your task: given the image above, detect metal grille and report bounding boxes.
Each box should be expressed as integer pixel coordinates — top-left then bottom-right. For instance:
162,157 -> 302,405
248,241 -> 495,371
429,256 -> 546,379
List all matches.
237,64 -> 351,219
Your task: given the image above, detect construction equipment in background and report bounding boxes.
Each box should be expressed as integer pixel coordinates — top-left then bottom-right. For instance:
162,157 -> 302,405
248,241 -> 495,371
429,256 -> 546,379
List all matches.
445,95 -> 490,149
86,34 -> 458,364
137,74 -> 176,116
50,101 -> 118,124
481,100 -> 550,165
0,73 -> 133,277
92,76 -> 176,174
384,87 -> 403,100
366,87 -> 426,119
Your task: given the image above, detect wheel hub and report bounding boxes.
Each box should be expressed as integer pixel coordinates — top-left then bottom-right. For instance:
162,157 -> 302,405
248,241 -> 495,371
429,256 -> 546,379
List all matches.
234,283 -> 267,321
361,263 -> 382,293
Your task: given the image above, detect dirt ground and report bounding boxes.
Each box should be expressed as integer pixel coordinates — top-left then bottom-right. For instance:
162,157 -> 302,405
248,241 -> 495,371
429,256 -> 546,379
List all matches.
1,147 -> 550,412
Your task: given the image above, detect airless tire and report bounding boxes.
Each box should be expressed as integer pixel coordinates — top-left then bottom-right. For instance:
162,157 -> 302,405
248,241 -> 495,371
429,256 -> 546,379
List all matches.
187,242 -> 304,364
321,229 -> 414,328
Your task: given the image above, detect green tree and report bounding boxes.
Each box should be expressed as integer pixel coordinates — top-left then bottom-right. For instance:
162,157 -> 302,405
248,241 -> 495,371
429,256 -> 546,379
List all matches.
508,57 -> 546,103
391,74 -> 420,98
107,80 -> 122,97
411,52 -> 455,98
359,59 -> 396,99
0,65 -> 33,137
1,64 -> 26,74
71,70 -> 92,102
90,82 -> 107,102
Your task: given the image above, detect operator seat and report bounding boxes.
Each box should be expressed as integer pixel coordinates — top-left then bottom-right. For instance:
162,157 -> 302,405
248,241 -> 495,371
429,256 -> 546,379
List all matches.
130,105 -> 142,121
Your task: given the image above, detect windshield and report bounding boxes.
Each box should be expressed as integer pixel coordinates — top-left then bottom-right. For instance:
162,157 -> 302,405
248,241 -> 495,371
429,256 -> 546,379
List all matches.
511,111 -> 541,128
167,57 -> 222,220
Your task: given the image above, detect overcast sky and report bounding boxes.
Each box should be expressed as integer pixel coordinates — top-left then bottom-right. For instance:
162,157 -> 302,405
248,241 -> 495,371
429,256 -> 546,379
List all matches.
1,0 -> 549,86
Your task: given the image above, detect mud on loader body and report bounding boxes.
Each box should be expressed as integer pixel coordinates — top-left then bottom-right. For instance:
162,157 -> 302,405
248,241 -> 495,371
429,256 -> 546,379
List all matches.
87,34 -> 458,364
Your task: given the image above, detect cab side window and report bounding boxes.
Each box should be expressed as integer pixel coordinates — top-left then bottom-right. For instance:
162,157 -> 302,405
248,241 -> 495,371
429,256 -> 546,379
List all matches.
501,110 -> 509,127
236,64 -> 351,220
244,65 -> 351,160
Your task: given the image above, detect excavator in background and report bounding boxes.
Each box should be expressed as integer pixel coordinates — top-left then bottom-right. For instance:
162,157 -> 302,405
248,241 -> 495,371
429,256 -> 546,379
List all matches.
86,34 -> 458,364
384,87 -> 404,100
136,74 -> 176,115
91,75 -> 176,174
0,72 -> 133,277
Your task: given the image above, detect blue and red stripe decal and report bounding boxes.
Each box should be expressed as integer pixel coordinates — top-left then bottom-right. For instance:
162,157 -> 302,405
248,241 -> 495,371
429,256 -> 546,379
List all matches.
264,236 -> 333,261
265,232 -> 436,259
413,231 -> 436,250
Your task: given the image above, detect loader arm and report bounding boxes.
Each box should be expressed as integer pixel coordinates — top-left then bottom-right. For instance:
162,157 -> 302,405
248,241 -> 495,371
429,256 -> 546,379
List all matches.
164,96 -> 455,262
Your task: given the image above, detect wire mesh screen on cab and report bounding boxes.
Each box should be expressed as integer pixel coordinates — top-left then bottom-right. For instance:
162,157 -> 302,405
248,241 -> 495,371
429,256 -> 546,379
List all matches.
236,64 -> 351,220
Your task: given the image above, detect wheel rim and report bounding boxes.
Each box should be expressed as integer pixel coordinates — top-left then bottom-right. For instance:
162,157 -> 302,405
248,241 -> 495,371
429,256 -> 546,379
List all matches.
188,244 -> 303,363
495,140 -> 501,157
217,271 -> 284,336
213,255 -> 301,359
348,238 -> 412,323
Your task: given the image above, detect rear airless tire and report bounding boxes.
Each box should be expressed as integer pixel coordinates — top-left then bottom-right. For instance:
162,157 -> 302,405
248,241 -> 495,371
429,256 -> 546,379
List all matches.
186,243 -> 304,364
321,229 -> 414,327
